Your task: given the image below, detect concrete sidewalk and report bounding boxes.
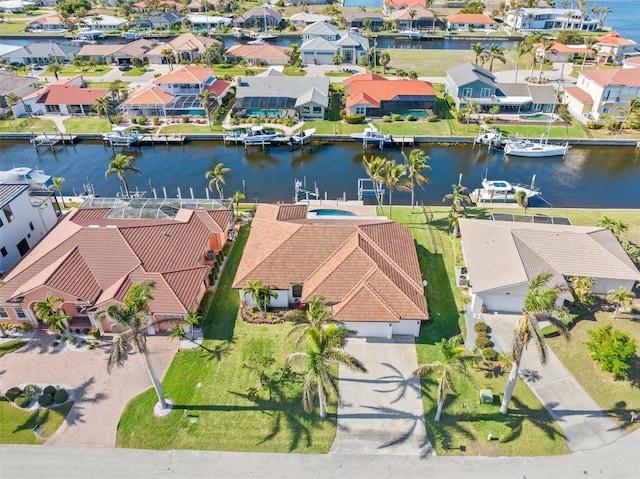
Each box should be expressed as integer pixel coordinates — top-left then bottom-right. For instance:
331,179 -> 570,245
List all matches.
485,313 -> 626,452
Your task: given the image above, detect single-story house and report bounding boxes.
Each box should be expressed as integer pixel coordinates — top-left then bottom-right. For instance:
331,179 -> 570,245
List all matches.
383,0 -> 425,15
187,14 -> 233,30
27,14 -> 67,32
1,41 -> 80,66
78,14 -> 127,31
12,75 -> 109,117
146,33 -> 223,64
232,204 -> 428,338
458,218 -> 640,315
445,62 -> 557,113
344,76 -> 436,117
134,12 -> 184,30
289,12 -> 331,28
78,39 -> 154,65
446,13 -> 497,31
0,71 -> 39,111
224,44 -> 290,66
343,12 -> 384,31
0,0 -> 33,13
595,32 -> 640,64
0,199 -> 234,333
390,6 -> 436,30
235,7 -> 282,29
234,69 -> 329,120
536,41 -> 590,63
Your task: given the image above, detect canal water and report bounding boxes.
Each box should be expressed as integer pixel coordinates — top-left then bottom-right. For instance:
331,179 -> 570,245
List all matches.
1,140 -> 639,208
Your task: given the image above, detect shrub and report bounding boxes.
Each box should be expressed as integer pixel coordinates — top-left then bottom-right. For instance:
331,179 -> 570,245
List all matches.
19,323 -> 33,332
474,322 -> 488,333
137,116 -> 147,125
152,116 -> 160,126
5,387 -> 23,401
38,393 -> 54,407
90,327 -> 101,339
406,114 -> 415,121
43,385 -> 57,396
52,340 -> 59,347
24,384 -> 41,400
482,347 -> 498,361
74,328 -> 81,334
343,114 -> 365,124
82,328 -> 90,335
53,389 -> 68,404
14,394 -> 32,408
475,335 -> 492,349
586,121 -> 603,129
392,113 -> 402,121
585,325 -> 636,380
111,115 -> 123,125
382,115 -> 392,122
427,114 -> 438,122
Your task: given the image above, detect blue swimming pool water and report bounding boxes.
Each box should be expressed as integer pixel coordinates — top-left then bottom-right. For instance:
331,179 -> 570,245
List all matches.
310,209 -> 356,216
342,0 -> 382,7
520,113 -> 555,122
246,109 -> 282,117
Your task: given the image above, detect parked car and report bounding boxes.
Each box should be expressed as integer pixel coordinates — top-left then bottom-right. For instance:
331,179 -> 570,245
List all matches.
29,63 -> 43,70
118,64 -> 131,71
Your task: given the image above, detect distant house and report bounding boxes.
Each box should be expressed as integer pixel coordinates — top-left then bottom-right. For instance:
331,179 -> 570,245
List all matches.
504,8 -> 600,32
0,0 -> 32,13
233,204 -> 428,339
0,71 -> 39,112
623,56 -> 640,69
26,14 -> 67,32
0,199 -> 234,333
78,39 -> 153,65
80,14 -> 127,31
343,12 -> 384,31
446,13 -> 497,31
344,75 -> 436,117
121,64 -> 231,117
0,184 -> 60,278
390,6 -> 436,30
235,7 -> 282,29
564,68 -> 640,123
289,12 -> 331,28
536,41 -> 590,63
383,0 -> 425,15
134,12 -> 184,30
594,32 -> 640,64
187,14 -> 233,31
1,41 -> 80,66
146,33 -> 223,64
300,21 -> 369,65
445,62 -> 556,113
224,44 -> 291,66
13,75 -> 109,117
459,218 -> 640,315
234,70 -> 329,120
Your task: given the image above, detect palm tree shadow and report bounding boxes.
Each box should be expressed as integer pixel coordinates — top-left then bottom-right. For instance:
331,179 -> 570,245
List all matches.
59,377 -> 108,429
374,362 -> 422,404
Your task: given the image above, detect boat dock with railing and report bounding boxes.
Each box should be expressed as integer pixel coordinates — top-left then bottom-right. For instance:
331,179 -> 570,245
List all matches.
30,132 -> 78,150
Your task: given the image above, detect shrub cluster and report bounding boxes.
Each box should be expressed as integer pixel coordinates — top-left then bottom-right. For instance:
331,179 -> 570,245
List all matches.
14,394 -> 32,408
474,322 -> 488,333
54,389 -> 68,404
38,394 -> 54,407
475,335 -> 492,349
89,327 -> 101,339
482,347 -> 498,361
5,387 -> 23,401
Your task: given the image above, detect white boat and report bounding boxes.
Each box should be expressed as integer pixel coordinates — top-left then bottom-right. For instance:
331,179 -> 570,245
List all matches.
400,28 -> 422,40
77,27 -> 104,40
503,135 -> 569,158
0,167 -> 53,190
102,128 -> 140,146
289,128 -> 316,145
248,31 -> 275,42
122,31 -> 144,40
475,124 -> 504,149
242,126 -> 280,145
69,38 -> 96,45
247,36 -> 267,45
350,123 -> 393,143
232,27 -> 245,38
470,176 -> 541,204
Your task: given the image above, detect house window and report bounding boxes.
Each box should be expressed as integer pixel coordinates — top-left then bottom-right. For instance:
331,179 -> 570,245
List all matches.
313,106 -> 322,113
0,307 -> 8,318
291,284 -> 303,298
25,105 -> 33,113
602,107 -> 610,114
355,107 -> 366,115
480,88 -> 491,98
75,305 -> 84,314
462,87 -> 473,97
29,221 -> 34,231
3,205 -> 14,223
0,247 -> 6,257
16,238 -> 30,257
45,104 -> 61,113
15,308 -> 26,319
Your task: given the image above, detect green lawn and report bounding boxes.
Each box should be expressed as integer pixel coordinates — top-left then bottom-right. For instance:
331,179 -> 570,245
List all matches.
393,207 -> 569,456
212,64 -> 266,78
325,71 -> 352,77
116,227 -> 337,452
63,117 -> 111,133
161,123 -> 223,134
283,67 -> 307,76
0,21 -> 30,35
0,117 -> 57,133
58,66 -> 112,77
0,340 -> 26,358
0,399 -> 74,444
122,67 -> 148,77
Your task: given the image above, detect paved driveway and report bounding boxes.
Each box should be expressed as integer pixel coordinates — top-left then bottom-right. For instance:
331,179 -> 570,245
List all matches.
330,337 -> 433,457
485,313 -> 625,452
0,330 -> 178,447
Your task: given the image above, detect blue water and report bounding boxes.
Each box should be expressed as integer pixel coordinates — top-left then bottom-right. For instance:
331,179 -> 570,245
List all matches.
594,0 -> 638,42
310,209 -> 356,216
342,0 -> 382,7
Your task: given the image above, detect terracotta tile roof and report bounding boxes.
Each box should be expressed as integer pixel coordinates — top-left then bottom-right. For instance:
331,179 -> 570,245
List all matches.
154,65 -> 213,84
162,267 -> 209,312
125,86 -> 175,106
624,57 -> 640,66
581,68 -> 640,87
539,42 -> 589,54
277,204 -> 308,221
225,43 -> 290,60
343,73 -> 387,87
385,0 -> 426,8
347,79 -> 435,108
390,6 -> 433,20
25,84 -> 108,105
205,79 -> 231,97
233,205 -> 428,323
28,14 -> 65,25
597,32 -> 637,46
347,91 -> 380,107
564,85 -> 594,104
446,13 -> 497,25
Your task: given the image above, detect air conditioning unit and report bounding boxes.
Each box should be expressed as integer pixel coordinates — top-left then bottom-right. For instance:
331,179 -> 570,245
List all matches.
205,250 -> 216,261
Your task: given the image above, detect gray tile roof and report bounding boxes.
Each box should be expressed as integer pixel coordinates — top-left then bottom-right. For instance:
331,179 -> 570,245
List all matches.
447,62 -> 496,88
236,76 -> 330,107
303,21 -> 339,37
295,87 -> 328,107
337,31 -> 369,49
6,42 -> 80,60
0,184 -> 29,208
0,72 -> 37,96
301,36 -> 338,52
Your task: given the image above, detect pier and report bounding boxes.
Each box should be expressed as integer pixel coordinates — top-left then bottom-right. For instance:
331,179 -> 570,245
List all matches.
30,132 -> 78,151
362,135 -> 415,149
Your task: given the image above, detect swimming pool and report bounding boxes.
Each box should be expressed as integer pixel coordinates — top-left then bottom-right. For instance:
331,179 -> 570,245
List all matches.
519,113 -> 555,122
309,209 -> 356,216
245,109 -> 283,118
342,0 -> 382,7
394,110 -> 428,118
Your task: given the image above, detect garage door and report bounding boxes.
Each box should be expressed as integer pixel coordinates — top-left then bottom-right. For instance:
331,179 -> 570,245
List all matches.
343,322 -> 392,338
481,293 -> 526,313
392,320 -> 420,337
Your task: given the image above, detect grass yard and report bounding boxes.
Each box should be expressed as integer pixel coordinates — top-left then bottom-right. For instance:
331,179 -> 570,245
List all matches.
116,227 -> 337,452
393,206 -> 569,456
283,67 -> 307,76
0,340 -> 26,358
63,117 -> 111,133
161,123 -> 224,133
122,67 -> 148,77
0,117 -> 57,133
0,22 -> 30,35
0,399 -> 74,444
58,65 -> 112,77
212,64 -> 266,78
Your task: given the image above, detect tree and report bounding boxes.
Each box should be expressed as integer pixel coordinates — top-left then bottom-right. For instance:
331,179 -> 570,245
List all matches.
580,36 -> 597,71
231,190 -> 246,217
105,154 -> 141,198
287,322 -> 366,419
408,8 -> 417,29
570,276 -> 595,308
442,183 -> 470,215
206,162 -> 231,200
536,38 -> 555,81
471,42 -> 486,65
93,96 -> 116,128
332,53 -> 345,70
463,99 -> 481,130
51,176 -> 66,208
34,294 -> 71,339
379,52 -> 390,73
513,189 -> 529,214
243,279 -> 277,316
46,62 -> 62,80
5,92 -> 31,118
585,325 -> 637,380
161,48 -> 175,70
108,79 -> 125,101
381,160 -> 409,220
96,282 -> 171,411
185,311 -> 201,340
618,98 -> 640,133
597,215 -> 628,240
413,336 -> 478,422
287,295 -> 336,345
606,287 -> 635,320
402,148 -> 431,213
497,351 -> 513,374
408,70 -> 418,80
197,90 -> 214,129
202,43 -> 224,65
363,155 -> 387,211
500,272 -> 570,414
486,43 -> 506,71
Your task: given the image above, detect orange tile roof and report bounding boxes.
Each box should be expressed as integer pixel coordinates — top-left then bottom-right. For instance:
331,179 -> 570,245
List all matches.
385,0 -> 425,8
539,42 -> 589,54
581,68 -> 640,87
564,85 -> 594,105
597,32 -> 637,46
225,43 -> 290,60
233,204 -> 427,323
446,13 -> 497,25
154,65 -> 213,84
343,73 -> 386,87
24,84 -> 108,105
347,79 -> 435,108
205,79 -> 231,97
125,86 -> 175,106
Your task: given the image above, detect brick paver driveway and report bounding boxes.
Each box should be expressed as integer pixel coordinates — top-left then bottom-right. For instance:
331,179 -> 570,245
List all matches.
0,330 -> 178,447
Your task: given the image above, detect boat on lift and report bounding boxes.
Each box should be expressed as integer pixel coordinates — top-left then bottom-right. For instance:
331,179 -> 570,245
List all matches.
475,124 -> 504,149
288,128 -> 316,146
242,125 -> 280,145
350,123 -> 393,144
76,27 -> 104,40
400,28 -> 423,40
0,167 -> 53,190
122,31 -> 144,40
470,176 -> 541,204
102,127 -> 140,146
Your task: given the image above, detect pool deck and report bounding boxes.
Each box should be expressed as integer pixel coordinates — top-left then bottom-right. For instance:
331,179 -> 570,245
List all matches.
296,200 -> 379,218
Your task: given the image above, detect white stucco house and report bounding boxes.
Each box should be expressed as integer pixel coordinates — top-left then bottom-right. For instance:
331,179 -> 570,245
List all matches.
458,218 -> 640,315
233,204 -> 428,338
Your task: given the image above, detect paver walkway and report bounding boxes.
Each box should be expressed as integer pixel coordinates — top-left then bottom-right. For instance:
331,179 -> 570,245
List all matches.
330,337 -> 433,457
485,313 -> 626,452
0,330 -> 178,447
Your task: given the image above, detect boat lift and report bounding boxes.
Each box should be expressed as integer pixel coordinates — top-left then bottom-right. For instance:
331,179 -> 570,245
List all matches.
357,178 -> 385,203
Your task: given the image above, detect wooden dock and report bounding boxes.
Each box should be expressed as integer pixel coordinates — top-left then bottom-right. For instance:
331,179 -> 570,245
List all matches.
30,132 -> 78,150
362,135 -> 415,149
137,134 -> 186,145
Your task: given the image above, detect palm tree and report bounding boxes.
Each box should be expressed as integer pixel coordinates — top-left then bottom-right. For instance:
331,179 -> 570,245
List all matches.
486,43 -> 506,71
580,36 -> 597,71
471,42 -> 486,65
381,160 -> 409,220
402,148 -> 431,213
618,98 -> 640,133
537,38 -> 555,81
4,93 -> 31,118
205,162 -> 231,201
287,295 -> 336,344
442,183 -> 470,214
464,99 -> 481,130
242,279 -> 277,316
514,41 -> 532,82
606,287 -> 635,319
497,351 -> 513,374
197,90 -> 214,129
105,154 -> 141,198
500,272 -> 570,414
96,282 -> 171,411
363,155 -> 387,211
408,8 -> 417,29
231,190 -> 246,217
333,53 -> 345,70
379,52 -> 391,73
287,322 -> 366,419
202,44 -> 224,65
597,215 -> 628,240
93,97 -> 116,128
414,336 -> 478,422
161,48 -> 175,70
185,311 -> 201,340
51,176 -> 66,208
514,189 -> 529,214
408,70 -> 418,80
34,294 -> 71,339
46,62 -> 62,81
